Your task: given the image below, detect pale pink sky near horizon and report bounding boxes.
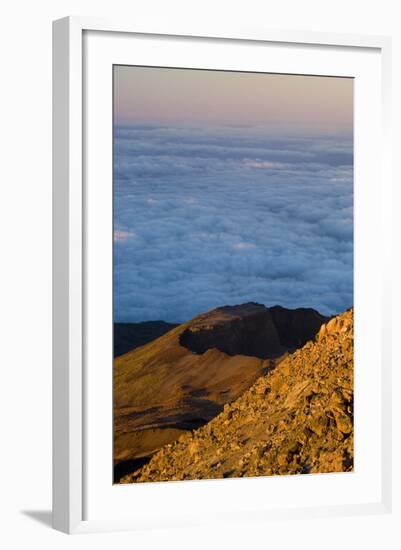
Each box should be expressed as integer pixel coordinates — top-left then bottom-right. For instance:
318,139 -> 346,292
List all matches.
114,65 -> 353,132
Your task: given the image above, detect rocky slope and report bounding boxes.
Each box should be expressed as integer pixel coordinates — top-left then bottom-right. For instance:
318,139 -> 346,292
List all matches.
114,303 -> 327,481
121,309 -> 353,483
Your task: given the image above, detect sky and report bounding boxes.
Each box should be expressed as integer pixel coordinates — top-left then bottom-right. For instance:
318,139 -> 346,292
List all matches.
113,66 -> 353,323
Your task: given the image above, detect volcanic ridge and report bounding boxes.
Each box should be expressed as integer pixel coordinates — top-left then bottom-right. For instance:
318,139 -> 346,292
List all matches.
121,308 -> 353,483
114,302 -> 332,481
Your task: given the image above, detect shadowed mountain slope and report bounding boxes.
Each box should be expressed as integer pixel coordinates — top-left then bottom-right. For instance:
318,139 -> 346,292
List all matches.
122,309 -> 353,483
269,305 -> 330,350
114,321 -> 178,357
114,302 -> 327,481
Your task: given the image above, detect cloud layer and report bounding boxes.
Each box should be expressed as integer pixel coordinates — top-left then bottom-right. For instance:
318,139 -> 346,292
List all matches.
114,125 -> 353,322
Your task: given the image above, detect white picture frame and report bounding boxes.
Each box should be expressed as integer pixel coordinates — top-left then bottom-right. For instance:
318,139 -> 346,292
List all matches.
52,16 -> 392,534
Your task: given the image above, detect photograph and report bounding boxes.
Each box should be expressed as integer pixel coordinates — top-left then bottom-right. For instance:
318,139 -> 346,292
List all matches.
112,65 -> 354,484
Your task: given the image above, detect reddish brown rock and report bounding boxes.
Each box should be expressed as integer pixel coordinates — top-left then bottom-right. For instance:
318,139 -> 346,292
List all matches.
121,309 -> 354,483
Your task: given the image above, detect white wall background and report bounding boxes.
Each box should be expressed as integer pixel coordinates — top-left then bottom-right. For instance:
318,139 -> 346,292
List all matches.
0,1 -> 399,548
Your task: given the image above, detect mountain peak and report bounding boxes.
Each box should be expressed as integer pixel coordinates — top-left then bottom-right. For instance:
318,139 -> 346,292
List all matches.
179,303 -> 328,359
200,302 -> 267,319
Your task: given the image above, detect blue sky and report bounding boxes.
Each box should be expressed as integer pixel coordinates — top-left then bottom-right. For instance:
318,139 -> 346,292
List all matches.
113,68 -> 353,323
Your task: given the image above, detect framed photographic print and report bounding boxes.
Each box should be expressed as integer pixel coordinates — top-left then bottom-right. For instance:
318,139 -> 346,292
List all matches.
52,17 -> 392,534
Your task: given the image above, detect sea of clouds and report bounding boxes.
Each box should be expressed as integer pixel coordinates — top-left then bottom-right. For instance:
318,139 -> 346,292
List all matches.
113,124 -> 353,323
